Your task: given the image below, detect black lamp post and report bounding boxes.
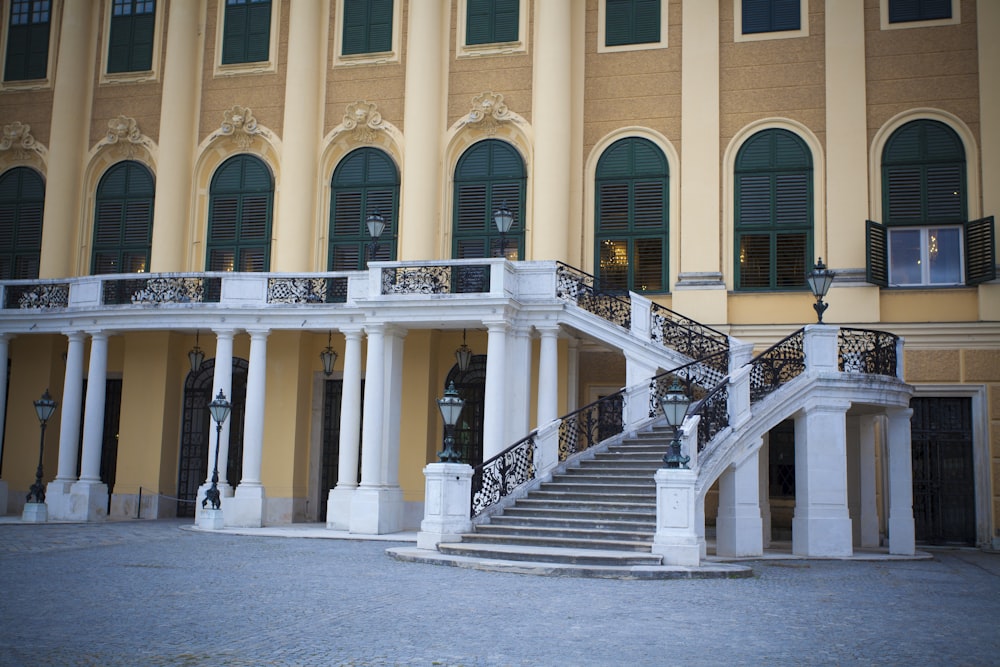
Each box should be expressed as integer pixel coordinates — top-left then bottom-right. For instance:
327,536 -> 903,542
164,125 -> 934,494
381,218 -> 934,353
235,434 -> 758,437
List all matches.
492,201 -> 514,259
320,330 -> 338,377
454,329 -> 473,373
807,258 -> 836,323
366,209 -> 386,264
203,389 -> 231,511
26,389 -> 57,504
436,382 -> 465,463
658,378 -> 691,469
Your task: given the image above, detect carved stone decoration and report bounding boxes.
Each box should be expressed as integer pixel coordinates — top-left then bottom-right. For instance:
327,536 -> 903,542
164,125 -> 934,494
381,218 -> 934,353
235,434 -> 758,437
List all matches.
219,105 -> 262,149
104,115 -> 150,158
343,102 -> 385,144
464,91 -> 512,136
0,122 -> 45,160
17,283 -> 70,309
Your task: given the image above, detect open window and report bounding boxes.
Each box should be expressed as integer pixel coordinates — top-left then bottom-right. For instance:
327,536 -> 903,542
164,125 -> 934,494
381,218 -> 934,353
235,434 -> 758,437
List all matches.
867,217 -> 995,287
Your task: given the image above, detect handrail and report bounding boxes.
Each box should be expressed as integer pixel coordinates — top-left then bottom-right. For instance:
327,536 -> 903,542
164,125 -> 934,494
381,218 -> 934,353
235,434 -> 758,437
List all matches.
838,327 -> 899,377
470,432 -> 537,518
689,379 -> 729,452
749,328 -> 806,404
555,262 -> 632,330
647,350 -> 730,418
557,387 -> 626,462
649,302 -> 729,370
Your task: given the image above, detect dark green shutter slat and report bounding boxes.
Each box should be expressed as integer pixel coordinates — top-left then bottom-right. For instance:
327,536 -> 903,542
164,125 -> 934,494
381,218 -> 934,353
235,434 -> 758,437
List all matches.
329,148 -> 399,270
5,11 -> 51,81
466,0 -> 492,45
866,220 -> 888,287
207,155 -> 273,271
245,1 -> 271,62
889,0 -> 951,23
774,174 -> 808,226
633,0 -> 660,43
965,216 -> 996,286
453,139 -> 525,259
343,0 -> 393,55
598,183 -> 629,231
108,1 -> 156,73
0,168 -> 43,279
493,0 -> 520,42
222,0 -> 270,64
738,175 -> 771,226
605,0 -> 634,47
92,162 -> 154,274
221,4 -> 248,64
632,181 -> 664,230
742,0 -> 771,34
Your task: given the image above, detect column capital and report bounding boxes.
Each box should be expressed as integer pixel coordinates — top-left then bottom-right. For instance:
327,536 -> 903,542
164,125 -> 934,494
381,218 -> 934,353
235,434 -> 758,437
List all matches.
212,328 -> 238,340
64,330 -> 87,343
245,328 -> 270,340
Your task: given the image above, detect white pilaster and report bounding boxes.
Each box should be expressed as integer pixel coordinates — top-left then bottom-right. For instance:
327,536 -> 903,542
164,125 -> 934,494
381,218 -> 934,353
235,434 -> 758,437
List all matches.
47,332 -> 86,519
68,332 -> 109,522
508,326 -> 532,437
417,463 -> 473,550
886,408 -> 916,555
482,321 -> 509,461
536,325 -> 560,426
229,329 -> 268,527
715,447 -> 764,557
858,415 -> 881,548
792,401 -> 853,557
651,468 -> 701,566
327,328 -> 363,529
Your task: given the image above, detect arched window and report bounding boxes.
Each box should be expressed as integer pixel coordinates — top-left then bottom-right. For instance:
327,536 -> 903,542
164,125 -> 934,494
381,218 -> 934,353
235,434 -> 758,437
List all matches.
453,139 -> 525,260
734,128 -> 813,291
329,148 -> 399,269
206,155 -> 273,272
0,167 -> 43,279
92,161 -> 154,274
867,119 -> 994,287
595,137 -> 668,293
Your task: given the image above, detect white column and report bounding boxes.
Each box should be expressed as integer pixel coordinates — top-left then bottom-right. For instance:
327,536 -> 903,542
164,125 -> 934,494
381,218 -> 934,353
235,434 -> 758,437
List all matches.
0,335 -> 9,514
358,325 -> 385,488
69,332 -> 110,521
481,321 -> 509,461
47,332 -> 86,519
716,447 -> 764,557
381,327 -> 406,489
886,408 -> 915,555
792,400 -> 853,557
566,337 -> 579,413
229,329 -> 268,527
209,329 -> 235,489
536,325 -> 560,426
507,326 -> 532,438
327,328 -> 363,529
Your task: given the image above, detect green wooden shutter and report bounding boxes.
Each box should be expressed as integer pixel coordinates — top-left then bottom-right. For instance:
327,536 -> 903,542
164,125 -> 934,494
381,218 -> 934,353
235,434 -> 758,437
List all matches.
0,167 -> 43,279
453,140 -> 525,260
222,0 -> 270,65
4,1 -> 50,81
329,148 -> 399,269
207,155 -> 273,271
91,161 -> 154,275
743,0 -> 800,34
343,0 -> 393,55
965,216 -> 996,286
108,1 -> 156,73
888,0 -> 951,23
866,220 -> 888,287
467,0 -> 519,45
606,0 -> 660,47
883,120 -> 966,226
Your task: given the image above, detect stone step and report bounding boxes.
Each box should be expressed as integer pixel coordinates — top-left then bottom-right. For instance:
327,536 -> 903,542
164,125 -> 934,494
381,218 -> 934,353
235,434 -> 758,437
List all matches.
502,506 -> 656,522
575,459 -> 663,469
489,514 -> 656,532
551,473 -> 655,486
474,524 -> 653,545
514,498 -> 655,514
530,489 -> 655,503
439,542 -> 663,566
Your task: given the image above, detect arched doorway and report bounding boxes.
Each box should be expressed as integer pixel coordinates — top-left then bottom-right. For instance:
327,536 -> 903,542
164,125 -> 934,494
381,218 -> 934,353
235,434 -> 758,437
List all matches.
445,354 -> 487,465
176,357 -> 249,517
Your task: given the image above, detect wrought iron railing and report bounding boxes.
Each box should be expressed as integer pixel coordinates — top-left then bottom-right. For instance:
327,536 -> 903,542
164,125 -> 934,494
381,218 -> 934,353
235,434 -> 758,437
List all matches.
380,264 -> 491,295
690,381 -> 729,452
555,263 -> 631,330
557,389 -> 626,461
749,328 -> 806,404
649,302 -> 730,372
838,327 -> 899,377
470,433 -> 536,517
3,282 -> 70,309
102,276 -> 223,305
647,351 -> 730,418
267,277 -> 348,304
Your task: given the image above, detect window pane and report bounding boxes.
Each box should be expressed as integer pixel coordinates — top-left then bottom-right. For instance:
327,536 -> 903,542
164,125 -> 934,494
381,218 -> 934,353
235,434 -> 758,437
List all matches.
738,234 -> 771,289
927,227 -> 962,284
634,237 -> 664,292
889,229 -> 922,285
598,239 -> 629,292
774,233 -> 806,288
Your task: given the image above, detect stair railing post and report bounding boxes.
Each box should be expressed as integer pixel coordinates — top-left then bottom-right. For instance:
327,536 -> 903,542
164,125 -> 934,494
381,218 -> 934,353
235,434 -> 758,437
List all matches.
629,291 -> 652,341
416,462 -> 473,550
533,419 -> 562,481
803,324 -> 839,374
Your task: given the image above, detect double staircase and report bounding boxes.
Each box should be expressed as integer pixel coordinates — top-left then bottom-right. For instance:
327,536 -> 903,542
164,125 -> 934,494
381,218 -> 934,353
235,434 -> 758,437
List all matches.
438,428 -> 673,569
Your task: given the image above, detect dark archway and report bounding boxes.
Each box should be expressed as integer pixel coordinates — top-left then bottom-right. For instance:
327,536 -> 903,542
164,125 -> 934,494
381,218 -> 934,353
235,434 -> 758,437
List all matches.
176,357 -> 249,517
445,354 -> 487,465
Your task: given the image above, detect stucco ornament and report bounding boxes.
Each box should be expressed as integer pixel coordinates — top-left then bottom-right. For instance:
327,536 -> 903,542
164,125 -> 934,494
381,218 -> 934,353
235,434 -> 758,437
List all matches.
219,105 -> 262,149
464,91 -> 512,136
0,122 -> 45,160
343,102 -> 385,143
104,115 -> 151,158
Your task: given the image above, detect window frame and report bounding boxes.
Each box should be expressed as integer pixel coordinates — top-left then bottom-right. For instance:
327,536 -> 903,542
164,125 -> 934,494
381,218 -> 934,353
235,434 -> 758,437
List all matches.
204,154 -> 274,272
0,166 -> 44,280
328,147 -> 400,270
733,0 -> 808,43
90,160 -> 155,275
867,217 -> 995,288
100,0 -> 163,85
598,0 -> 668,54
880,0 -> 959,30
333,0 -> 401,67
0,0 -> 59,90
213,0 -> 280,77
457,0 -> 527,59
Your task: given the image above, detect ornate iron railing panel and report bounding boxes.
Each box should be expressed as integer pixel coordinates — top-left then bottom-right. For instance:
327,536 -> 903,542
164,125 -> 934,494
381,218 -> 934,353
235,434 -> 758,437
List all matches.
692,382 -> 729,452
470,433 -> 536,517
5,283 -> 69,309
380,264 -> 491,295
555,262 -> 631,330
647,351 -> 729,418
838,327 -> 899,377
100,276 -> 223,305
558,390 -> 625,461
650,302 -> 730,371
266,277 -> 348,304
749,329 -> 806,404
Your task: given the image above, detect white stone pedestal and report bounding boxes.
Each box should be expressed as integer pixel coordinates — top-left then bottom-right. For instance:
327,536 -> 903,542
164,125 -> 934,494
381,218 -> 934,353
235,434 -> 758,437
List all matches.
326,485 -> 356,530
226,484 -> 266,528
66,481 -> 108,522
650,468 -> 701,567
417,463 -> 473,550
792,509 -> 853,557
198,508 -> 225,530
194,482 -> 234,523
21,501 -> 47,523
45,480 -> 75,520
349,485 -> 404,534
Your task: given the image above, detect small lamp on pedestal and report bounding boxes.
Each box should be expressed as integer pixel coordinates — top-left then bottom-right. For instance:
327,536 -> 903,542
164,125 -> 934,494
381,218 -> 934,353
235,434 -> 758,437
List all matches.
26,389 -> 58,506
436,382 -> 465,463
658,378 -> 691,469
806,258 -> 836,323
202,389 -> 232,511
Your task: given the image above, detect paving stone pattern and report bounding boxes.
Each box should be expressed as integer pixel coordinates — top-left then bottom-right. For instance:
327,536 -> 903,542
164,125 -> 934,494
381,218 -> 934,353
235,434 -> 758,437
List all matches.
1,520 -> 998,666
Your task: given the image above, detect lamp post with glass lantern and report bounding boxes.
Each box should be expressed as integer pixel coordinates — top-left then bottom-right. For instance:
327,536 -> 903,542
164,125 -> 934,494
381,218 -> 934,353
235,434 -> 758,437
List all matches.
658,378 -> 691,469
320,330 -> 338,377
366,209 -> 386,265
203,389 -> 231,511
807,258 -> 836,323
436,382 -> 465,463
26,389 -> 57,505
492,201 -> 514,259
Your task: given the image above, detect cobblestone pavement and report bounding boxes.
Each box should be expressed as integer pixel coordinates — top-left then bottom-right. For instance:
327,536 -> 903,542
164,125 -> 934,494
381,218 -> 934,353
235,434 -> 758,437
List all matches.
1,520 -> 998,667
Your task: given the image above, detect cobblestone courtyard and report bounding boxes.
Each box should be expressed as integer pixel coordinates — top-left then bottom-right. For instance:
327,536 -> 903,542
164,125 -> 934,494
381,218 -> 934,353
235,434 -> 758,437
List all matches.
1,520 -> 998,666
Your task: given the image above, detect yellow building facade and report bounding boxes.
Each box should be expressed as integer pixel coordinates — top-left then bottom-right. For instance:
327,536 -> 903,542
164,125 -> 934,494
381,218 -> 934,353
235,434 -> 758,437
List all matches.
0,0 -> 996,549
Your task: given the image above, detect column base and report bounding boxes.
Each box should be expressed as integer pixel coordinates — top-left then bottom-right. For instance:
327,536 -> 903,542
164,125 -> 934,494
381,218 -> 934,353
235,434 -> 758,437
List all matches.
349,486 -> 404,535
66,481 -> 109,522
225,484 -> 266,527
198,508 -> 225,530
792,513 -> 853,557
21,502 -> 47,523
888,514 -> 915,556
326,484 -> 356,530
45,479 -> 75,520
716,513 -> 764,557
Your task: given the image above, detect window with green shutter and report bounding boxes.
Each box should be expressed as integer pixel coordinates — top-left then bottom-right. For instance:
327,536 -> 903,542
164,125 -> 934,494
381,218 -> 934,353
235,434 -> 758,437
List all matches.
466,0 -> 519,45
741,0 -> 800,34
595,138 -> 668,294
91,161 -> 155,275
605,0 -> 660,47
329,148 -> 399,269
867,119 -> 994,287
0,167 -> 44,279
342,0 -> 393,55
4,0 -> 50,81
206,155 -> 273,272
221,0 -> 271,65
107,0 -> 156,74
453,140 -> 525,260
888,0 -> 951,23
734,129 -> 813,291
